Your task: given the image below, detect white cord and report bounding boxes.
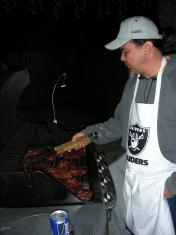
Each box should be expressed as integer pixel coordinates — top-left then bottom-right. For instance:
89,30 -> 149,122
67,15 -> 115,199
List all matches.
51,73 -> 66,124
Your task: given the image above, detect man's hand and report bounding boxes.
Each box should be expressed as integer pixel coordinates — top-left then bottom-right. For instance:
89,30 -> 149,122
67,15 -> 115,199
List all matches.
71,132 -> 88,150
72,132 -> 86,141
164,186 -> 173,199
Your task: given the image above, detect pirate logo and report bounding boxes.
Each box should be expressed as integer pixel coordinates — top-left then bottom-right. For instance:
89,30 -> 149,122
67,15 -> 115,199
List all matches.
128,122 -> 150,155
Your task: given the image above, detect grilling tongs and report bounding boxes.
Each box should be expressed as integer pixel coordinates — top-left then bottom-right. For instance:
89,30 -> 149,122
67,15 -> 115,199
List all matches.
22,132 -> 98,180
54,131 -> 98,155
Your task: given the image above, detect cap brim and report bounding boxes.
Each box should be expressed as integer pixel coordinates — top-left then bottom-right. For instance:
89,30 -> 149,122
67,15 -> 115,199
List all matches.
104,38 -> 130,50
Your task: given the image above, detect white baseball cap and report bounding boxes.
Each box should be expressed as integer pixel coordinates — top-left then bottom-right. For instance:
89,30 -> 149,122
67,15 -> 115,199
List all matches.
105,16 -> 162,50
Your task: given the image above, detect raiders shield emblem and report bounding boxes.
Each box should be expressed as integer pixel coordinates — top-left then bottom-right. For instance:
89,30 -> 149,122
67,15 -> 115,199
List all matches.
128,122 -> 150,155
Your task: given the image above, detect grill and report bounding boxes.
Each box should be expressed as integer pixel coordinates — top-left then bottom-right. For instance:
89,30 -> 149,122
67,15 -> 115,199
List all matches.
0,121 -> 116,235
0,69 -> 116,235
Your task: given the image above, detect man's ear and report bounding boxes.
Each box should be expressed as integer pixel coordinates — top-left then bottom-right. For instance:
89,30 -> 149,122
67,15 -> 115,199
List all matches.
143,41 -> 153,55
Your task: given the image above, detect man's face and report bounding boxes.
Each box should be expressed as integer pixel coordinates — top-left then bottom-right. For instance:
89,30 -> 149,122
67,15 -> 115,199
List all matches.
120,41 -> 146,74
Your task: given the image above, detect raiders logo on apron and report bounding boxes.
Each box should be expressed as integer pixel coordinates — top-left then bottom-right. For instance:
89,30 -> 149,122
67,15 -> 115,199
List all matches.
128,122 -> 150,156
123,57 -> 176,235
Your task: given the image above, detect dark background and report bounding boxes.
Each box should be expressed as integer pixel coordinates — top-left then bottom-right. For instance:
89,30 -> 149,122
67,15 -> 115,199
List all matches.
0,0 -> 175,134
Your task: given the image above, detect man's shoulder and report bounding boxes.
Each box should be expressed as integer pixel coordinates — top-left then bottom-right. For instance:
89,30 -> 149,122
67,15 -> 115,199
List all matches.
166,54 -> 176,69
127,72 -> 137,87
122,72 -> 136,97
165,54 -> 176,77
163,55 -> 176,93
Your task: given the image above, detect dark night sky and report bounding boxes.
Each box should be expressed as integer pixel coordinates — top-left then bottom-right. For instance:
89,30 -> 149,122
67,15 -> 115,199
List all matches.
0,0 -> 159,50
0,0 -> 163,131
0,0 -> 176,142
1,0 -> 176,143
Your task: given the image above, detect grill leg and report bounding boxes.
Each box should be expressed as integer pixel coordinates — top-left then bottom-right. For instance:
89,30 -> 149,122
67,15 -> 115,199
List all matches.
106,209 -> 112,235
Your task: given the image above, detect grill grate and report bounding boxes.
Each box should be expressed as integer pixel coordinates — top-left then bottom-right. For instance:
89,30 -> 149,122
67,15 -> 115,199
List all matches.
0,121 -> 40,172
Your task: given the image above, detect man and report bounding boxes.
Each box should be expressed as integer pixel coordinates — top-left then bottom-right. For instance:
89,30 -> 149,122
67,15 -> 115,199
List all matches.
72,16 -> 176,235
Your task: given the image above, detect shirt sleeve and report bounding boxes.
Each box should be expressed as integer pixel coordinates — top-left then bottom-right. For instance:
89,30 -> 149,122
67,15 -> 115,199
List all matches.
82,101 -> 123,145
82,74 -> 135,146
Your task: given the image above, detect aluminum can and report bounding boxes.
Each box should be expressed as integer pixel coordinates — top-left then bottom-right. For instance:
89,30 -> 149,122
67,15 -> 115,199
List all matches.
50,210 -> 70,235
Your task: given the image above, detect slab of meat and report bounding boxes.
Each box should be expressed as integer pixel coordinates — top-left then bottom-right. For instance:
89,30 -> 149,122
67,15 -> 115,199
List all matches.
22,148 -> 94,201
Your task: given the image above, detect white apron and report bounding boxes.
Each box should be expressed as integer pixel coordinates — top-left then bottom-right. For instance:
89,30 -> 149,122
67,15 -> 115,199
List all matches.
123,57 -> 176,235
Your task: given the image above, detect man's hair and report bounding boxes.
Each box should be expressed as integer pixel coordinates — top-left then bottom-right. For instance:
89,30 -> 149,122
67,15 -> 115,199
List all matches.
132,26 -> 176,54
162,26 -> 176,54
132,39 -> 162,50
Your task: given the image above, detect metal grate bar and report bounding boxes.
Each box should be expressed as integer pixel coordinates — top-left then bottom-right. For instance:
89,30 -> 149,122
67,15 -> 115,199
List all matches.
0,121 -> 40,172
